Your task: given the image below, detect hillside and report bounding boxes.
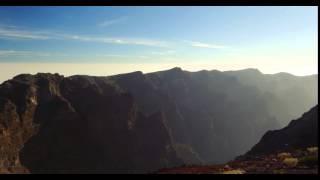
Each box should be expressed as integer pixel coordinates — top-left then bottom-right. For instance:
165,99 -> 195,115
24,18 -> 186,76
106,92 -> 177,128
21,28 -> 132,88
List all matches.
0,68 -> 317,173
0,73 -> 181,173
246,105 -> 318,155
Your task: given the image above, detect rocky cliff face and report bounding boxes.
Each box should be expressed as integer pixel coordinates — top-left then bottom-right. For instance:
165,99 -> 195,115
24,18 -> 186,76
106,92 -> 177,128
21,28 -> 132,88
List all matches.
108,68 -> 308,163
0,73 -> 181,173
246,105 -> 318,156
0,68 -> 317,173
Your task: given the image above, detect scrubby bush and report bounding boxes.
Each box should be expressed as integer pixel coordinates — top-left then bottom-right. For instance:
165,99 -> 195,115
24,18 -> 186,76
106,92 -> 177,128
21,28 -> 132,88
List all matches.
273,169 -> 286,174
299,155 -> 318,167
282,158 -> 298,167
277,152 -> 292,160
307,147 -> 318,155
221,169 -> 245,174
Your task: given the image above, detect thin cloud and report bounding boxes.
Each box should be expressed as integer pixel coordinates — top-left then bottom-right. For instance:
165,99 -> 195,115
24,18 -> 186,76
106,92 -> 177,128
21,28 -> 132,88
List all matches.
151,50 -> 176,55
0,27 -> 51,40
98,17 -> 128,27
0,24 -> 169,48
185,40 -> 227,49
0,50 -> 67,57
97,54 -> 149,59
64,34 -> 169,47
0,24 -> 19,29
100,38 -> 168,47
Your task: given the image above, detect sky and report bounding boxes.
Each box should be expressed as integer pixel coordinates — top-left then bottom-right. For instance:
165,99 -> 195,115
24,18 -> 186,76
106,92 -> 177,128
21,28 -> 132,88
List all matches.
0,6 -> 318,82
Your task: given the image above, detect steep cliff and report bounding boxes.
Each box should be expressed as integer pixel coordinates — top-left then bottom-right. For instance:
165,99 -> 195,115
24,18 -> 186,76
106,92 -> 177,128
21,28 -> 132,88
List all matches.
0,73 -> 181,173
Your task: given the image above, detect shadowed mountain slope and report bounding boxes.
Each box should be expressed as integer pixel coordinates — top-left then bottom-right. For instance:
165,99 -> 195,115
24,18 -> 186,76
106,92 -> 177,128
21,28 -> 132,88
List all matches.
0,67 -> 317,173
246,105 -> 318,156
0,73 -> 181,173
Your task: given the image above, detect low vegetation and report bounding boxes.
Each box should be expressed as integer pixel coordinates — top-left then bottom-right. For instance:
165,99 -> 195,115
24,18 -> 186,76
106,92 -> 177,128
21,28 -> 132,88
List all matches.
282,158 -> 298,167
156,146 -> 318,174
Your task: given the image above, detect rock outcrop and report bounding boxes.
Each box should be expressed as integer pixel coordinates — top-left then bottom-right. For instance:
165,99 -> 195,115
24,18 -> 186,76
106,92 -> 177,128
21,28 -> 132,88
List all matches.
0,73 -> 181,173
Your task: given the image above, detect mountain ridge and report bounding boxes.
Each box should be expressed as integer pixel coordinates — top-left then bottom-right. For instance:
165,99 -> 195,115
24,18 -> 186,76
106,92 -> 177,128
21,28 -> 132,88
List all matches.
5,67 -> 317,83
0,67 -> 317,173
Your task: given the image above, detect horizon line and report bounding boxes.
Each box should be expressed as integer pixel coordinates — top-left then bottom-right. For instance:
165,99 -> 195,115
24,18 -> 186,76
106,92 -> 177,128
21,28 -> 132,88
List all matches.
0,63 -> 317,84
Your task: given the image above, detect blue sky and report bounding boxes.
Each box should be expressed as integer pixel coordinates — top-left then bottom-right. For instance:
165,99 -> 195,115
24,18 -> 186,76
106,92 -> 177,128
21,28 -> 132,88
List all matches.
0,6 -> 318,81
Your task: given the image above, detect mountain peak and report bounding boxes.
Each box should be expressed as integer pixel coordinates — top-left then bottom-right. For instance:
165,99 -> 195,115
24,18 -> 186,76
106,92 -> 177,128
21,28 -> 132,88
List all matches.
165,67 -> 184,74
240,68 -> 261,74
149,67 -> 184,77
273,72 -> 294,77
116,71 -> 143,76
170,67 -> 183,71
109,71 -> 145,82
223,68 -> 262,75
12,73 -> 33,80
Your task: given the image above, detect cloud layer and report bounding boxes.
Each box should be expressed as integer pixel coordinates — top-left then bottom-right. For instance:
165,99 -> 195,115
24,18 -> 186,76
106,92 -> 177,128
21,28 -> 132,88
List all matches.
0,24 -> 228,50
0,50 -> 59,57
185,40 -> 227,49
98,17 -> 128,27
0,25 -> 51,40
0,25 -> 169,47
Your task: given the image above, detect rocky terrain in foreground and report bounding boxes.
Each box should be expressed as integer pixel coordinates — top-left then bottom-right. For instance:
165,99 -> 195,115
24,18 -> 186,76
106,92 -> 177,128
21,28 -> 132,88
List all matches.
156,147 -> 318,174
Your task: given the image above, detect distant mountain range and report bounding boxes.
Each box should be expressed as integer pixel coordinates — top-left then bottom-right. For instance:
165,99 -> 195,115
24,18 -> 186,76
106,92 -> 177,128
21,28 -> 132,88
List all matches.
0,67 -> 317,173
